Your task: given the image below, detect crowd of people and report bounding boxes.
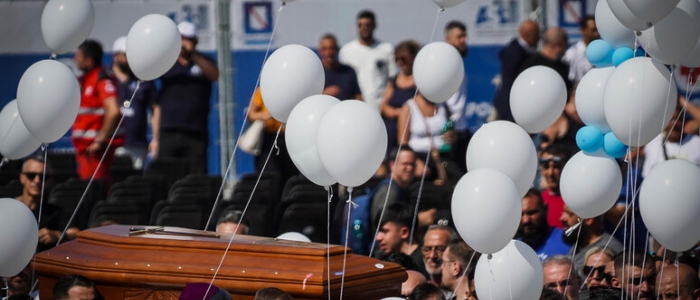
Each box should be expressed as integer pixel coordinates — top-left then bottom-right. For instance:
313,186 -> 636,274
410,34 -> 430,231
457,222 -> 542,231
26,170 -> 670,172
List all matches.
2,7 -> 700,300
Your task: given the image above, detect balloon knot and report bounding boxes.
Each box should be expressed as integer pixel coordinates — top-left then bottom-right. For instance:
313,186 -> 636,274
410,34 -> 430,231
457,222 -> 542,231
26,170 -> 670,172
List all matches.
124,100 -> 131,108
346,199 -> 358,209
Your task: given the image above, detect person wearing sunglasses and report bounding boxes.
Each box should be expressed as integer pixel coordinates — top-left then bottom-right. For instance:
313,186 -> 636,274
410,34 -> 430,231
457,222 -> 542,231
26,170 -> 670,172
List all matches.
610,249 -> 657,300
539,142 -> 575,229
15,156 -> 78,252
581,247 -> 616,289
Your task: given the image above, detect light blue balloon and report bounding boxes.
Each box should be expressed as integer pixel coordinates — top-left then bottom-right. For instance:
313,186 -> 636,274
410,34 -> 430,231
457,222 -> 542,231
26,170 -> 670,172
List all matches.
613,47 -> 634,67
586,40 -> 614,67
603,132 -> 628,158
576,126 -> 604,153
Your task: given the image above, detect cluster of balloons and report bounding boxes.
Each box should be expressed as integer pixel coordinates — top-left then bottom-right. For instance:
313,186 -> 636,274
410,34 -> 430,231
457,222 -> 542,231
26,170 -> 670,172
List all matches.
260,44 -> 387,189
0,0 -> 183,277
1,0 -> 182,160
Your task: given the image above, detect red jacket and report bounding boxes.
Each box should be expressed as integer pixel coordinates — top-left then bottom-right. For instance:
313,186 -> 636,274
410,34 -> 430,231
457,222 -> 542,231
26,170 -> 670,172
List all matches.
72,66 -> 124,151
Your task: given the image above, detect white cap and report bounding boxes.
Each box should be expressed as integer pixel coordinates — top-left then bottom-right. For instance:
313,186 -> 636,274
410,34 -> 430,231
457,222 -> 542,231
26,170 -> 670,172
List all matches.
112,36 -> 127,53
177,21 -> 198,39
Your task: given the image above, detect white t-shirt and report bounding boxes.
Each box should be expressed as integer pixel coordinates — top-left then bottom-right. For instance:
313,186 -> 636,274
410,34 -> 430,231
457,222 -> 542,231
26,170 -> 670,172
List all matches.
642,134 -> 700,178
339,39 -> 397,110
563,40 -> 592,83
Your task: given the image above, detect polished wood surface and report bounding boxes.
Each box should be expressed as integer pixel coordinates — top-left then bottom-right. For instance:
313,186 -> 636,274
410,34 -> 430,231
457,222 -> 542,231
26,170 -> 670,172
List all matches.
33,225 -> 406,299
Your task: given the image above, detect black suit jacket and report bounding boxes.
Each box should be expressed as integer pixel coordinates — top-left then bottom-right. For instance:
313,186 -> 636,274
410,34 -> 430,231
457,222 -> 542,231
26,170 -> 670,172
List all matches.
493,39 -> 530,122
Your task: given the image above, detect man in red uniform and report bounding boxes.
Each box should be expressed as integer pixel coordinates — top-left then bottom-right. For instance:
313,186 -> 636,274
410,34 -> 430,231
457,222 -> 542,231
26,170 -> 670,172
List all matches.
72,40 -> 122,181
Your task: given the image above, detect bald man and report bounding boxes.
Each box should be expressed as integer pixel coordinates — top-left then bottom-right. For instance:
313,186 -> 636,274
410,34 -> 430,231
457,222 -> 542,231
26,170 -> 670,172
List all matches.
493,20 -> 540,122
519,27 -> 572,94
657,263 -> 700,300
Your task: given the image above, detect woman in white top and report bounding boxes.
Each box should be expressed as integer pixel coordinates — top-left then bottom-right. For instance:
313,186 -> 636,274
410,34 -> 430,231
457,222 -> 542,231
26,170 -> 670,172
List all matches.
397,92 -> 457,184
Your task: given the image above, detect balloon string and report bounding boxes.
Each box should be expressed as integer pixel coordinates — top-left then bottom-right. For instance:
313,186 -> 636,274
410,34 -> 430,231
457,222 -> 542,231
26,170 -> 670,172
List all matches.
56,81 -> 137,245
452,250 -> 477,298
656,249 -> 668,300
340,193 -> 353,300
31,144 -> 49,296
326,187 -> 332,300
204,0 -> 284,231
564,220 -> 583,298
408,149 -> 430,248
203,126 -> 281,300
369,5 -> 442,258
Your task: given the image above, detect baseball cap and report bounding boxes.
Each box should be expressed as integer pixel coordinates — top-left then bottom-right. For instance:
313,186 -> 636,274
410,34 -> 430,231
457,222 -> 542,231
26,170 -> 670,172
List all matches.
112,36 -> 127,53
177,21 -> 198,39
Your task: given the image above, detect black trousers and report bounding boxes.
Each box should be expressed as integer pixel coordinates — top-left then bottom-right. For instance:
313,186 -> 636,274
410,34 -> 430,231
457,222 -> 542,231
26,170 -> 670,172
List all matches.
159,130 -> 208,174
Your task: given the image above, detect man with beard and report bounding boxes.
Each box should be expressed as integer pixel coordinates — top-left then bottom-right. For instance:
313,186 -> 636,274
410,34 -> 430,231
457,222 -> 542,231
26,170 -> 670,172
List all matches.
339,10 -> 397,110
610,249 -> 657,300
421,225 -> 456,285
516,189 -> 570,261
111,36 -> 157,170
560,205 -> 623,271
443,20 -> 471,173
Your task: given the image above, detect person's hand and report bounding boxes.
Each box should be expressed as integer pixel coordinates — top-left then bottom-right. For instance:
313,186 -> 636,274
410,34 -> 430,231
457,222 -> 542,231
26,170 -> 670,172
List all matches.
417,208 -> 437,227
148,140 -> 159,158
258,111 -> 272,121
38,228 -> 59,245
85,141 -> 104,155
679,95 -> 688,107
181,39 -> 195,56
443,130 -> 457,145
323,85 -> 341,97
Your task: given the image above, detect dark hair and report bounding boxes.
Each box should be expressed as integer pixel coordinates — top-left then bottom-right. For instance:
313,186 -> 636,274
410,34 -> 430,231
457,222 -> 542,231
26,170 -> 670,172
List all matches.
445,20 -> 466,33
53,275 -> 97,300
409,283 -> 446,300
394,40 -> 421,57
254,287 -> 293,300
356,10 -> 376,23
446,238 -> 479,279
78,40 -> 104,67
8,295 -> 32,300
320,33 -> 338,45
525,188 -> 544,204
380,202 -> 413,229
380,252 -> 420,271
217,209 -> 250,234
23,154 -> 51,173
580,15 -> 595,29
540,142 -> 574,163
388,145 -> 415,162
613,249 -> 652,277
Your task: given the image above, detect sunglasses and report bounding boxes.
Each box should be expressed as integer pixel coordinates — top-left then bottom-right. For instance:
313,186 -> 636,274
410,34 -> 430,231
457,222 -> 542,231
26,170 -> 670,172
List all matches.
583,265 -> 606,277
421,245 -> 447,254
22,172 -> 51,181
539,156 -> 564,168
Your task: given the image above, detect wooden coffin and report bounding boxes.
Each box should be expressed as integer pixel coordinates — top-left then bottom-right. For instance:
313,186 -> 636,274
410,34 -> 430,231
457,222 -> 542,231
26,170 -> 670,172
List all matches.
32,225 -> 406,300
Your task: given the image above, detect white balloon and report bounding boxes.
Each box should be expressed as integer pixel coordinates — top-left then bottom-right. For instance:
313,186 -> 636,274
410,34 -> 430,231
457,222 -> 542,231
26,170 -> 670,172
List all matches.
126,14 -> 181,81
560,151 -> 622,219
575,67 -> 615,133
432,0 -> 466,9
638,0 -> 700,65
474,240 -> 543,300
286,95 -> 339,186
606,0 -> 651,33
413,42 -> 465,104
277,232 -> 311,242
40,0 -> 94,55
623,0 -> 680,25
640,159 -> 700,252
0,100 -> 42,160
510,66 -> 567,133
681,37 -> 700,68
466,121 -> 537,197
596,0 -> 638,49
451,169 -> 521,254
603,57 -> 676,147
17,60 -> 80,143
261,44 -> 325,123
0,198 -> 39,277
316,101 -> 387,187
